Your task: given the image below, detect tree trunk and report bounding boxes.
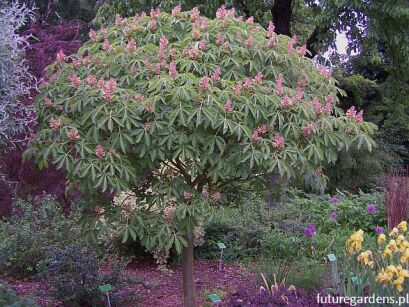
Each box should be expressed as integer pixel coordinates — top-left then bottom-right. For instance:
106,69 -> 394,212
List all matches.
182,234 -> 196,307
272,0 -> 292,36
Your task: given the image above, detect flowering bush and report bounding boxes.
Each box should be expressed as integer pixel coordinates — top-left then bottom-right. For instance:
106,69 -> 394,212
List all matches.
28,6 -> 376,304
0,1 -> 35,146
344,221 -> 409,296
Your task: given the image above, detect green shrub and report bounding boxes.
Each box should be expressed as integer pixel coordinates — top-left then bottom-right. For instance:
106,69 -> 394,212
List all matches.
37,243 -> 129,306
0,195 -> 81,278
0,282 -> 37,307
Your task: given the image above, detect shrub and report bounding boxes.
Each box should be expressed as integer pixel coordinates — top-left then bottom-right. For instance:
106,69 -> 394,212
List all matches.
0,1 -> 35,147
0,283 -> 37,307
37,243 -> 128,306
0,195 -> 81,278
29,6 -> 376,304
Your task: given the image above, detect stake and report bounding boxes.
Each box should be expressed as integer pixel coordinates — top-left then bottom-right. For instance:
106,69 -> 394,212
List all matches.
218,248 -> 224,271
105,292 -> 111,307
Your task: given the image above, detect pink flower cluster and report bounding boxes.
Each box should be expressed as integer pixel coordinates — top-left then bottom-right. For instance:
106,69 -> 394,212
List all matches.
150,7 -> 161,18
44,98 -> 53,107
253,72 -> 263,84
135,94 -> 145,102
216,5 -> 236,19
191,7 -> 200,21
159,35 -> 168,60
252,124 -> 268,143
295,87 -> 304,102
299,44 -> 307,57
98,78 -> 117,101
85,74 -> 96,86
103,39 -> 110,51
89,29 -> 97,41
147,19 -> 157,31
212,192 -> 221,202
346,106 -> 364,123
267,21 -> 275,39
169,61 -> 178,79
199,76 -> 209,90
68,74 -> 81,87
183,191 -> 193,201
288,35 -> 297,54
225,100 -> 232,112
199,39 -> 207,51
323,95 -> 333,115
183,45 -> 199,59
126,39 -> 137,52
216,33 -> 223,45
311,97 -> 322,113
276,74 -> 284,96
246,16 -> 254,24
115,14 -> 125,26
68,128 -> 80,141
171,4 -> 181,16
56,50 -> 66,62
303,122 -> 313,136
211,68 -> 221,82
49,118 -> 63,130
245,36 -> 253,47
281,96 -> 292,108
273,135 -> 285,149
95,145 -> 105,159
318,66 -> 332,79
234,81 -> 243,94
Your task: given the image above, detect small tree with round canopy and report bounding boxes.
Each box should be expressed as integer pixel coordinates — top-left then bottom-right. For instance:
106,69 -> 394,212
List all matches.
28,5 -> 376,306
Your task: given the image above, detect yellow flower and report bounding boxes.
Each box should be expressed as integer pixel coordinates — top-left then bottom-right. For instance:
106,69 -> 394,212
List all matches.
368,261 -> 375,269
357,250 -> 373,267
400,248 -> 409,263
387,239 -> 398,251
346,229 -> 364,255
398,221 -> 407,232
390,227 -> 399,238
376,268 -> 392,284
397,235 -> 406,245
382,247 -> 393,258
377,233 -> 386,245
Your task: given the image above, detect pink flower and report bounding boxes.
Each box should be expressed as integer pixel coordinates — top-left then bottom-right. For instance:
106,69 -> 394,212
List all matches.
115,14 -> 124,26
216,5 -> 228,20
323,95 -> 333,114
170,48 -> 177,57
85,74 -> 96,86
202,189 -> 209,198
44,98 -> 53,107
192,28 -> 200,39
267,21 -> 275,38
199,76 -> 209,90
225,100 -> 232,112
244,78 -> 252,90
98,28 -> 107,38
49,118 -> 63,130
276,74 -> 284,96
169,61 -> 178,79
273,135 -> 285,149
234,81 -> 243,94
150,7 -> 160,18
319,66 -> 332,79
288,35 -> 297,54
56,50 -> 66,62
127,39 -> 137,52
153,63 -> 161,74
346,106 -> 364,123
183,48 -> 190,57
135,94 -> 145,102
295,87 -> 304,102
199,39 -> 207,51
212,192 -> 221,202
253,72 -> 263,84
257,124 -> 267,135
216,33 -> 223,45
55,105 -> 64,111
95,145 -> 105,159
102,39 -> 110,51
245,36 -> 253,47
72,59 -> 80,68
223,41 -> 230,49
146,60 -> 152,69
172,4 -> 181,16
299,44 -> 307,57
246,16 -> 254,24
147,19 -> 157,31
311,97 -> 322,113
159,35 -> 168,51
252,130 -> 261,143
281,96 -> 292,108
297,78 -> 307,88
303,122 -> 313,136
69,74 -> 81,87
82,55 -> 92,65
68,128 -> 80,141
189,45 -> 198,59
89,29 -> 97,41
191,7 -> 200,21
211,68 -> 221,82
183,191 -> 193,201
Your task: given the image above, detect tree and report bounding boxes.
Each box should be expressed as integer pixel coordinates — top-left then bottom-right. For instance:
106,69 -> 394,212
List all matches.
28,7 -> 376,306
